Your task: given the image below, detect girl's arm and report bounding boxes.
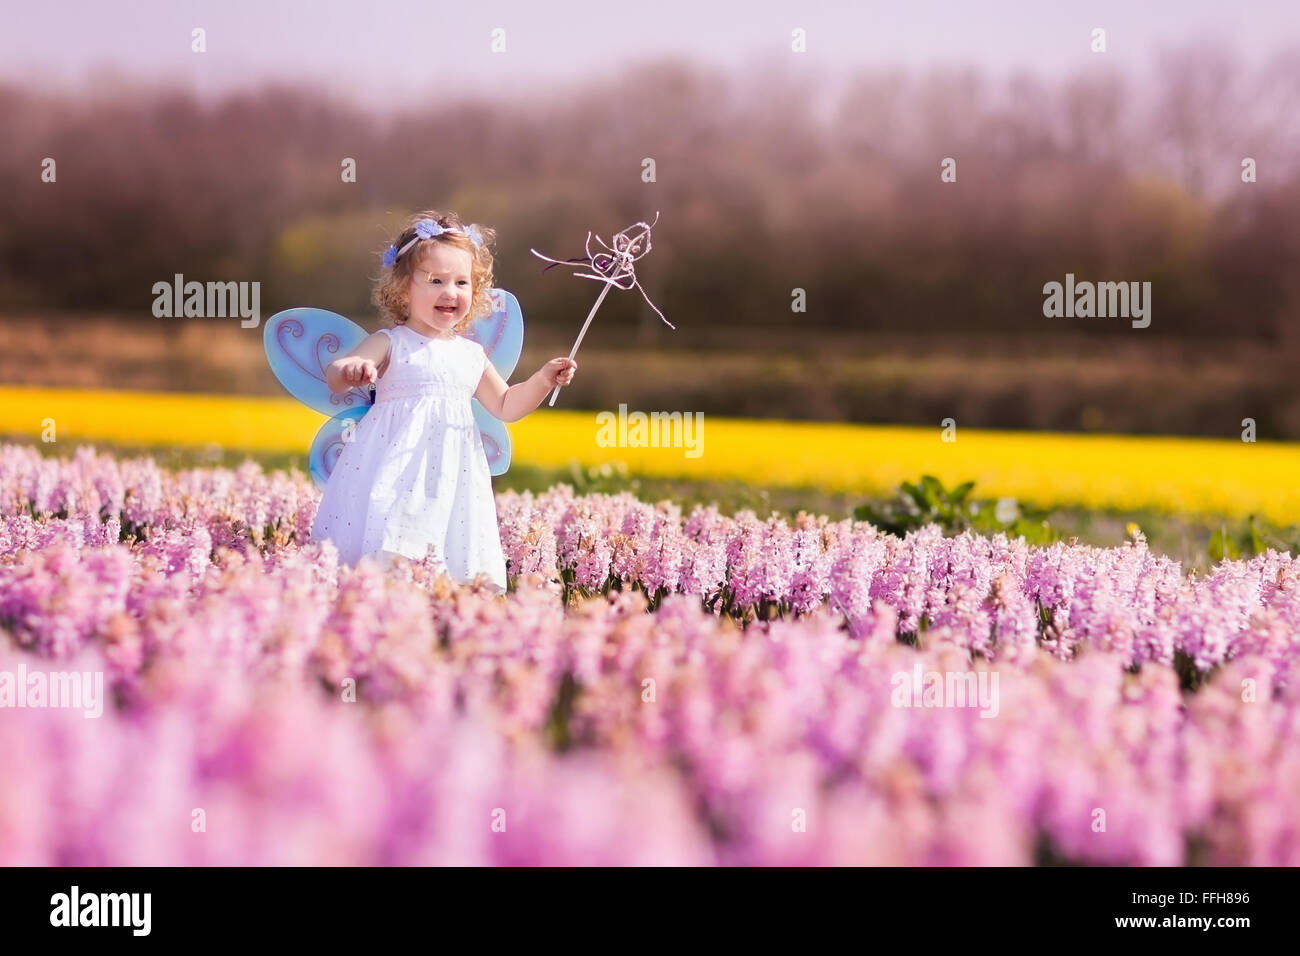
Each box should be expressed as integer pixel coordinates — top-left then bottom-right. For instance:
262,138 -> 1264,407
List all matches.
325,332 -> 391,393
475,358 -> 576,422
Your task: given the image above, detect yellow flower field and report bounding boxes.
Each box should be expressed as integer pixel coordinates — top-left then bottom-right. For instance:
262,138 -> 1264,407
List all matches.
7,386 -> 1299,523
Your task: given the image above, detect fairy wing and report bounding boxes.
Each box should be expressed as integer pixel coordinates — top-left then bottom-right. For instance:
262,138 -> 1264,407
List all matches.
465,288 -> 523,379
264,307 -> 374,416
264,307 -> 376,488
308,407 -> 369,488
465,289 -> 525,476
472,403 -> 512,477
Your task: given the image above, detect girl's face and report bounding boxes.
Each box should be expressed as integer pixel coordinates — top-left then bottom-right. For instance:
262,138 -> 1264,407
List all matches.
406,243 -> 474,334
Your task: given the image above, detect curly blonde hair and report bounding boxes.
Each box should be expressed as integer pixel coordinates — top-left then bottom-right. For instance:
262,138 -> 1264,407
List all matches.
371,210 -> 497,334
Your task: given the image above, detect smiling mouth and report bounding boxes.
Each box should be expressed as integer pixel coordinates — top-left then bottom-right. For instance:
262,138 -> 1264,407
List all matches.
436,306 -> 457,314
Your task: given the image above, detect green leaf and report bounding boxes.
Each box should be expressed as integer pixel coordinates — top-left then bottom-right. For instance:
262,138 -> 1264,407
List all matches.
1248,516 -> 1267,556
901,481 -> 930,512
950,480 -> 976,503
1208,526 -> 1239,563
851,474 -> 1054,542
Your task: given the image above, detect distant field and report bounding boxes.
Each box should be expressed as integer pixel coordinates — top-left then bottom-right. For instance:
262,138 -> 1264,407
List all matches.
3,313 -> 1299,439
6,384 -> 1300,526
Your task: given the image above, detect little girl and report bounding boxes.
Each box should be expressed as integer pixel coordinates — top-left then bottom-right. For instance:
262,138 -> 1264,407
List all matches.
308,211 -> 576,591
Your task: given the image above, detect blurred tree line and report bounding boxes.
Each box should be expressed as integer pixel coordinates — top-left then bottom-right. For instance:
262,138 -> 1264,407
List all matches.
2,45 -> 1299,355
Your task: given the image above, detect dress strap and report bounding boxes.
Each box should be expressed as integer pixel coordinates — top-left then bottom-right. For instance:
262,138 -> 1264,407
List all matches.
376,326 -> 402,370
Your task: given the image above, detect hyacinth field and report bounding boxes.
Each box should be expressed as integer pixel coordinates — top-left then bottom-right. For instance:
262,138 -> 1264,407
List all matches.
2,442 -> 1299,866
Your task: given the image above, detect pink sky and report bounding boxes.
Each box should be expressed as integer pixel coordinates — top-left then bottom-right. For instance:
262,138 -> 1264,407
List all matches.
3,0 -> 1297,110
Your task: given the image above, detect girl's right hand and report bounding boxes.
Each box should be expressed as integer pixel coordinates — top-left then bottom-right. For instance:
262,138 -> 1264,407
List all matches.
338,357 -> 378,387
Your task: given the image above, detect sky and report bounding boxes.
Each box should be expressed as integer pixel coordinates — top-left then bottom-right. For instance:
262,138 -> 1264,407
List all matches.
3,0 -> 1298,111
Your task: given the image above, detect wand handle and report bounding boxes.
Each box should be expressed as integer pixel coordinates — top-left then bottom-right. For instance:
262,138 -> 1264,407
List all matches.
548,279 -> 613,407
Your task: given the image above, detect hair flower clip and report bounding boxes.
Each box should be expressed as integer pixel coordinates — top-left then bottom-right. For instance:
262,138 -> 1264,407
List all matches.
383,218 -> 486,269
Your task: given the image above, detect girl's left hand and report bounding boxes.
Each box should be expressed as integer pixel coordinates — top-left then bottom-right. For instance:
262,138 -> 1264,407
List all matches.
542,357 -> 577,388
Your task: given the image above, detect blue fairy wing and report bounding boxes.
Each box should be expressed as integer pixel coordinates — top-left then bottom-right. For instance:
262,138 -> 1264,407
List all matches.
464,288 -> 524,380
465,289 -> 522,476
472,399 -> 511,476
264,307 -> 373,416
308,406 -> 370,488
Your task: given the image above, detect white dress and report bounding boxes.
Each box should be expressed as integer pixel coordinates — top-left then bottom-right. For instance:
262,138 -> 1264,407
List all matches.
309,323 -> 508,592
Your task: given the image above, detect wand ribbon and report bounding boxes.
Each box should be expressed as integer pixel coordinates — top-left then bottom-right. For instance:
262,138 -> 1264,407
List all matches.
530,211 -> 673,406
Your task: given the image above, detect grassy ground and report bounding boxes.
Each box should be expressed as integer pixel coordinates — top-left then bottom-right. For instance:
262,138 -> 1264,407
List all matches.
7,433 -> 1289,573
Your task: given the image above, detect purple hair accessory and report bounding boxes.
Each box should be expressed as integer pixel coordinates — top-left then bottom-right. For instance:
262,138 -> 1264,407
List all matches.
383,218 -> 486,268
